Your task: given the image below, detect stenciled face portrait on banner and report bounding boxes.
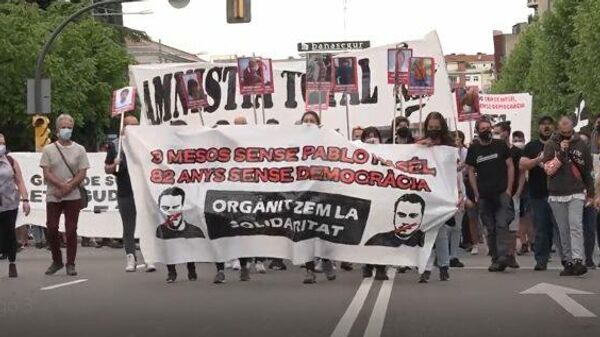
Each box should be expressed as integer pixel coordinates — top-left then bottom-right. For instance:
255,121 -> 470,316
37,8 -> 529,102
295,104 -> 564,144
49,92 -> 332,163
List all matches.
156,186 -> 206,240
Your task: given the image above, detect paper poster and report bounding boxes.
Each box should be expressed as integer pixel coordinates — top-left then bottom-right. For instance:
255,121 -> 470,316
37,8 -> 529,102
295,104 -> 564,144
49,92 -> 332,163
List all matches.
332,57 -> 358,93
306,53 -> 333,91
387,48 -> 412,85
178,72 -> 207,110
261,58 -> 274,94
306,89 -> 329,111
238,57 -> 265,95
456,87 -> 480,122
408,57 -> 435,96
111,86 -> 136,117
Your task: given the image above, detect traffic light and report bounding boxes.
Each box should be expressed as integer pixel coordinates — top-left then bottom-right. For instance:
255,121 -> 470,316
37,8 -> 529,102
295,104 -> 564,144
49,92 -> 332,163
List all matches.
32,115 -> 51,152
227,0 -> 251,23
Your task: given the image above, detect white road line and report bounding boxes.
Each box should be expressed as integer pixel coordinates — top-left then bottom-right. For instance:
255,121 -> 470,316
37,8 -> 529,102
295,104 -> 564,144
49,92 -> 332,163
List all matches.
330,277 -> 375,337
363,269 -> 397,337
41,279 -> 88,291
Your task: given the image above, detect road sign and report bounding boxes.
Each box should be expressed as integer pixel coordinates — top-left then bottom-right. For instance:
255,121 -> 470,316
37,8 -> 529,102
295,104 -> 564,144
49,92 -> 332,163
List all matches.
27,79 -> 51,115
297,41 -> 371,53
521,283 -> 597,318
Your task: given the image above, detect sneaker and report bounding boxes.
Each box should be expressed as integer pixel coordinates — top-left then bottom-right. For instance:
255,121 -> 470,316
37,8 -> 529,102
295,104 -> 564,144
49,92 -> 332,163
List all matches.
166,272 -> 177,283
534,262 -> 547,271
213,271 -> 226,284
322,260 -> 336,281
303,270 -> 316,284
573,260 -> 588,276
585,260 -> 596,269
470,245 -> 479,255
268,259 -> 287,271
362,265 -> 374,278
439,266 -> 450,281
507,256 -> 520,269
188,265 -> 197,281
449,258 -> 464,268
255,261 -> 267,274
66,265 -> 78,276
374,267 -> 389,281
418,271 -> 431,283
340,262 -> 354,271
146,263 -> 157,273
232,260 -> 241,271
560,262 -> 575,276
125,254 -> 136,272
488,262 -> 506,272
8,263 -> 17,278
45,262 -> 64,275
240,266 -> 250,281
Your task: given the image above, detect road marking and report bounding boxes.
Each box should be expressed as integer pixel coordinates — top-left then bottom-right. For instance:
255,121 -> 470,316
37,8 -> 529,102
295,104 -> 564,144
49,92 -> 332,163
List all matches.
330,277 -> 374,337
363,269 -> 397,337
521,283 -> 596,318
41,279 -> 88,291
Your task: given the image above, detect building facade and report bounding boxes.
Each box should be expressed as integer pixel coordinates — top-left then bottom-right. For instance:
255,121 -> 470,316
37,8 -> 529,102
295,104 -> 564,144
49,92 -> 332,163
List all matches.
445,53 -> 495,93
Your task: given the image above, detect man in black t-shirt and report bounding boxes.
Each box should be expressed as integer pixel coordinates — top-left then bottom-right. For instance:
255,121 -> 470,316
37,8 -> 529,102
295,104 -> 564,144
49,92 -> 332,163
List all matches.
466,118 -> 515,272
519,116 -> 562,271
105,115 -> 156,273
493,121 -> 525,269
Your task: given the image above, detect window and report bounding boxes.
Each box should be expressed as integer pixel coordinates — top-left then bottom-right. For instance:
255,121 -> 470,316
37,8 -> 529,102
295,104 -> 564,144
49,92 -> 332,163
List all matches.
473,76 -> 479,82
465,75 -> 471,81
449,76 -> 457,83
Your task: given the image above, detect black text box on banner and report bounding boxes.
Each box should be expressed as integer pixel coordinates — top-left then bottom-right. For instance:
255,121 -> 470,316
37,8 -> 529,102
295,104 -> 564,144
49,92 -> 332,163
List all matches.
204,190 -> 371,244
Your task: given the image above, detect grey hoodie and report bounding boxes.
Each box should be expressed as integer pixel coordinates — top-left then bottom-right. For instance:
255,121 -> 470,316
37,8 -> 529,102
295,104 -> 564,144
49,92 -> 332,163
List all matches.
543,132 -> 594,198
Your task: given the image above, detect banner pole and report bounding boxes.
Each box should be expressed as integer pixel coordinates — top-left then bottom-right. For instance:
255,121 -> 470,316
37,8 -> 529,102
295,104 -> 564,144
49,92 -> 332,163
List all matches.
318,82 -> 322,119
252,94 -> 258,124
468,115 -> 473,143
344,91 -> 351,140
418,95 -> 423,138
115,111 -> 125,173
261,95 -> 266,124
199,108 -> 205,126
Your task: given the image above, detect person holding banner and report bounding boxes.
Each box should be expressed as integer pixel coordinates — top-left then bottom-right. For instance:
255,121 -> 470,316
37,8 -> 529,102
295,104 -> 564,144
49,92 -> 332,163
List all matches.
0,133 -> 31,278
466,117 -> 514,273
416,112 -> 460,282
387,117 -> 415,145
300,111 -> 336,284
105,114 -> 156,273
40,114 -> 90,277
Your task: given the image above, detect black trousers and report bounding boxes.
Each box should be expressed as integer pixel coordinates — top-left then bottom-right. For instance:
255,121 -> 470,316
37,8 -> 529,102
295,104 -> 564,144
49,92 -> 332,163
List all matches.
0,209 -> 18,263
215,258 -> 251,271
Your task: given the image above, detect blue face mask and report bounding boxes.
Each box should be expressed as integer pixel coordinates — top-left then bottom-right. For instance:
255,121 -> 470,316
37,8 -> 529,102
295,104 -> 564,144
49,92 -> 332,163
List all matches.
0,145 -> 6,157
59,128 -> 73,141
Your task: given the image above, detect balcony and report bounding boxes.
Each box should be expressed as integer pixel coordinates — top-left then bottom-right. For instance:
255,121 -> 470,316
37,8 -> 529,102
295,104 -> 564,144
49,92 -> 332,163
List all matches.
527,0 -> 538,8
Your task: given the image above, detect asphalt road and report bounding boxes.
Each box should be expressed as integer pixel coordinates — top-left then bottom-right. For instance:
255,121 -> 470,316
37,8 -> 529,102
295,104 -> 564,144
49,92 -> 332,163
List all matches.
1,247 -> 600,337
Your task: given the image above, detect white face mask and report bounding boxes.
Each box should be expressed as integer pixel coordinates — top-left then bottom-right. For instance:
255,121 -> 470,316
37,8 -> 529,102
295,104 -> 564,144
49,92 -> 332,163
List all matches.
492,134 -> 502,140
364,137 -> 380,144
0,145 -> 6,157
513,142 -> 525,149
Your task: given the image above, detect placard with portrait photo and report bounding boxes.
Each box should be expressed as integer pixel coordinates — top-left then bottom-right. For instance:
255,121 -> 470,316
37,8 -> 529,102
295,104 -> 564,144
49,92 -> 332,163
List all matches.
178,72 -> 208,110
387,48 -> 412,85
332,56 -> 358,93
407,57 -> 435,96
306,53 -> 333,91
111,86 -> 136,117
305,89 -> 329,112
260,58 -> 274,94
238,57 -> 265,95
456,86 -> 481,122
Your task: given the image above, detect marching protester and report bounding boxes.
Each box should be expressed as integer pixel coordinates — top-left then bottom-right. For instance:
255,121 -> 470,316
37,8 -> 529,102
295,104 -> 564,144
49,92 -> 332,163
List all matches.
388,116 -> 415,144
466,117 -> 514,272
301,111 -> 336,284
360,127 -> 389,281
40,114 -> 90,276
417,112 -> 460,282
542,116 -> 594,276
577,132 -> 598,269
520,116 -> 562,270
511,130 -> 534,256
451,130 -> 468,264
493,121 -> 524,269
0,133 -> 31,278
105,114 -> 155,273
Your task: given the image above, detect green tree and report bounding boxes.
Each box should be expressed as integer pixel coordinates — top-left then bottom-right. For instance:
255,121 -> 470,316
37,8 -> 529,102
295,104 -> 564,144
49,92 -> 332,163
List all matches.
571,0 -> 600,117
0,0 -> 133,151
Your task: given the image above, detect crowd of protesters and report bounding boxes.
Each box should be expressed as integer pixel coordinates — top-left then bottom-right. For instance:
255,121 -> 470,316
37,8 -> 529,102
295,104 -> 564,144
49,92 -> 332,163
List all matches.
1,111 -> 599,286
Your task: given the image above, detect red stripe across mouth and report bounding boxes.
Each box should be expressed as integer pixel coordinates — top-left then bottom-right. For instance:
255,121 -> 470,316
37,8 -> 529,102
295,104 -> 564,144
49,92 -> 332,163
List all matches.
395,223 -> 417,233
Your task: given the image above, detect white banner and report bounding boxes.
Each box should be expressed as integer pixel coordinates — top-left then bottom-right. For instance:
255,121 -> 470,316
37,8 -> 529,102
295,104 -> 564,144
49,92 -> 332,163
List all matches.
123,125 -> 458,271
479,93 -> 533,140
129,31 -> 455,139
13,152 -> 125,238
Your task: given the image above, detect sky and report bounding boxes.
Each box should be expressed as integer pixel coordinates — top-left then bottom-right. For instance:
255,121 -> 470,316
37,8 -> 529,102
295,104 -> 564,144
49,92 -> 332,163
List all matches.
122,0 -> 532,59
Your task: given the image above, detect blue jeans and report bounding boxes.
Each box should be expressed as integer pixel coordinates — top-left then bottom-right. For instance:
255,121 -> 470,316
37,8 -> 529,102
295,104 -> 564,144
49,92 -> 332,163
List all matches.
583,206 -> 597,264
530,197 -> 561,264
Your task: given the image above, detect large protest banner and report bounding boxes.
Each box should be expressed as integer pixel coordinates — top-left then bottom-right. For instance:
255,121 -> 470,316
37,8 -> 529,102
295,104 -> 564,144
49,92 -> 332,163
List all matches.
123,125 -> 458,271
130,31 -> 455,138
479,93 -> 533,139
13,153 -> 125,238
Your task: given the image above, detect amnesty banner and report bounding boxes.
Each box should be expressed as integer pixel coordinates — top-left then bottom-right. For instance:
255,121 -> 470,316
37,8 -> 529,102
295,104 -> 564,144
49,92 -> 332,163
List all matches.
123,125 -> 458,271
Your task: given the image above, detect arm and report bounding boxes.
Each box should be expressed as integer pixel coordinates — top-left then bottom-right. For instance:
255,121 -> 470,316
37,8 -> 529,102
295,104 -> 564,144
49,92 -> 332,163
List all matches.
520,155 -> 542,171
515,169 -> 526,197
467,165 -> 479,202
12,160 -> 31,216
67,169 -> 87,192
505,158 -> 514,196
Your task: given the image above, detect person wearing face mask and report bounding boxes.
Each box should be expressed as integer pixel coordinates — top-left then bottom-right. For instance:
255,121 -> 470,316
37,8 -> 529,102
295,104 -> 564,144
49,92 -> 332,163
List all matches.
387,117 -> 415,144
104,114 -> 156,273
301,111 -> 321,126
359,127 -> 389,280
0,133 -> 31,278
466,118 -> 514,272
542,116 -> 594,276
511,131 -> 535,256
416,112 -> 461,282
39,114 -> 90,276
520,116 -> 564,271
492,122 -> 524,269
